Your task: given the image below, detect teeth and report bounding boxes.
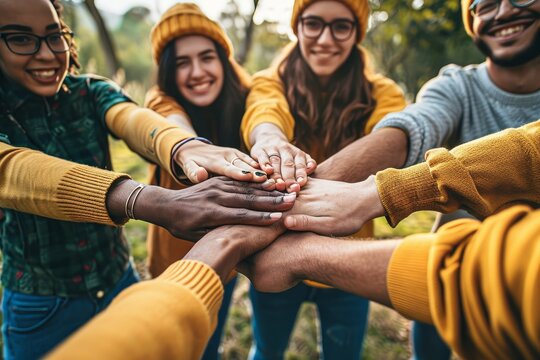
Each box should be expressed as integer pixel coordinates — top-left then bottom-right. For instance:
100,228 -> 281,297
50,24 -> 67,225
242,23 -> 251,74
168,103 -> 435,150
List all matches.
495,25 -> 524,37
192,82 -> 210,91
31,69 -> 55,78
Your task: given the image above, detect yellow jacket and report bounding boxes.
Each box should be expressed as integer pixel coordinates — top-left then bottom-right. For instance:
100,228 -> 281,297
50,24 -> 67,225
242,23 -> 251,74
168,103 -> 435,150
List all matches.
380,120 -> 540,359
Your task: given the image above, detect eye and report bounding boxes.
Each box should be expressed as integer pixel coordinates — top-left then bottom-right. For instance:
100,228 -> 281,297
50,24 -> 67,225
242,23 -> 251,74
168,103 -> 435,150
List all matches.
176,60 -> 189,69
201,54 -> 216,62
47,33 -> 63,44
304,18 -> 323,30
476,0 -> 498,14
333,21 -> 353,34
6,34 -> 34,45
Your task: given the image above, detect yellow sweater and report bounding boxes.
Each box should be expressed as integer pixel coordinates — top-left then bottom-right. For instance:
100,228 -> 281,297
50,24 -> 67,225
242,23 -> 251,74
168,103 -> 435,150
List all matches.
380,120 -> 540,359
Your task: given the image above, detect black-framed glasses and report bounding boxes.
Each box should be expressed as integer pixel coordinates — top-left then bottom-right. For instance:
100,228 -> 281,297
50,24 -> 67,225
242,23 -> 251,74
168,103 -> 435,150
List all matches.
299,16 -> 356,42
0,31 -> 74,55
470,0 -> 537,21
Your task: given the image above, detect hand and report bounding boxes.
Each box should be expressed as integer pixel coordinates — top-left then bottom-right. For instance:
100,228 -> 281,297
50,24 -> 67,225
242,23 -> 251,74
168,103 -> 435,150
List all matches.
106,178 -> 296,240
174,140 -> 273,187
250,124 -> 317,193
239,231 -> 315,292
184,223 -> 285,282
283,176 -> 385,236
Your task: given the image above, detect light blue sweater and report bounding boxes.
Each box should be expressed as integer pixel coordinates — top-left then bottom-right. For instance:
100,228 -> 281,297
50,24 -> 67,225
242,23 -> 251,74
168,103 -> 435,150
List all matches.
375,62 -> 540,166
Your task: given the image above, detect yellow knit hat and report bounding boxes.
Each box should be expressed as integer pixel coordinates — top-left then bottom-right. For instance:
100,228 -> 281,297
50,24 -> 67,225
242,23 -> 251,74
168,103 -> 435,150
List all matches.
151,3 -> 233,63
462,0 -> 475,36
291,0 -> 370,43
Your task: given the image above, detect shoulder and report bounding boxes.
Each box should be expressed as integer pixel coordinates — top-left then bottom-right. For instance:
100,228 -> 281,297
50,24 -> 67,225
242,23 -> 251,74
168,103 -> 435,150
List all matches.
437,63 -> 484,82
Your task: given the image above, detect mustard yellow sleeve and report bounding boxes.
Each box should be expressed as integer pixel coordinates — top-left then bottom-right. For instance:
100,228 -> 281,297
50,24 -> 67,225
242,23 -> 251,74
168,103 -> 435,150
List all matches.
364,72 -> 406,134
389,205 -> 540,359
0,142 -> 129,225
47,260 -> 224,360
241,68 -> 295,149
105,102 -> 195,177
144,86 -> 188,118
376,120 -> 540,226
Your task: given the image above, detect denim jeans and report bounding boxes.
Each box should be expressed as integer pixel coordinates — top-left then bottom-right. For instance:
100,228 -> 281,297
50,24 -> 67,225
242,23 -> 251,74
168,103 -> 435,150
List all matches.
201,275 -> 237,360
1,262 -> 139,360
411,322 -> 451,360
249,282 -> 370,360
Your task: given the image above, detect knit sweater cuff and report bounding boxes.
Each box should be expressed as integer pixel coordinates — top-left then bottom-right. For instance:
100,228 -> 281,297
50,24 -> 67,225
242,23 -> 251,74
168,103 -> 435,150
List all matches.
157,260 -> 224,325
57,165 -> 130,225
387,235 -> 433,324
376,163 -> 440,227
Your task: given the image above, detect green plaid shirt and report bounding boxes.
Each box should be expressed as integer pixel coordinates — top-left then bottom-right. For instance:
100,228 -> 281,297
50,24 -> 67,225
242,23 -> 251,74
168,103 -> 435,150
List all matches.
0,74 -> 132,297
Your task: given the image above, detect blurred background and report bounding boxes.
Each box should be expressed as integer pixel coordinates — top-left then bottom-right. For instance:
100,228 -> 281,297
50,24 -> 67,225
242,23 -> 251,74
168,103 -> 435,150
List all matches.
39,1 -> 484,358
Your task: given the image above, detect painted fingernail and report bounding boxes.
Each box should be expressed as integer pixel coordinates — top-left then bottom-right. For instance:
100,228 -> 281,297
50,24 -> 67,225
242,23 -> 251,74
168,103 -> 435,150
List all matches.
277,178 -> 285,184
242,170 -> 250,174
255,171 -> 267,177
270,212 -> 282,220
297,177 -> 304,183
283,193 -> 296,203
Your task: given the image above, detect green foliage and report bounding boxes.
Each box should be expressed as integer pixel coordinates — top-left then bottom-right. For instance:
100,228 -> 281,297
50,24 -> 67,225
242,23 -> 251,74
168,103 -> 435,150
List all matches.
366,0 -> 485,97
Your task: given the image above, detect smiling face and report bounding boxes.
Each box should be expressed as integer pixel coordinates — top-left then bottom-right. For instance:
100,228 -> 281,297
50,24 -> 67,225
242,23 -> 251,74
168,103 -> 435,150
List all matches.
473,0 -> 540,66
0,0 -> 69,96
297,1 -> 357,84
174,35 -> 224,107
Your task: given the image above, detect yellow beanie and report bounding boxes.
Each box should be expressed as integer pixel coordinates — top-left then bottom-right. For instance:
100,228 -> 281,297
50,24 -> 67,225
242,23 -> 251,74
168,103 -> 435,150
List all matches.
462,0 -> 475,36
291,0 -> 370,43
151,3 -> 233,64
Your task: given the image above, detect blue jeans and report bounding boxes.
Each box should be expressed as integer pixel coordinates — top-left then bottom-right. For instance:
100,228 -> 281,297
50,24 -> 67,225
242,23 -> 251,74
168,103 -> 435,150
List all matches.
249,283 -> 370,360
411,322 -> 451,360
1,263 -> 139,360
201,275 -> 237,360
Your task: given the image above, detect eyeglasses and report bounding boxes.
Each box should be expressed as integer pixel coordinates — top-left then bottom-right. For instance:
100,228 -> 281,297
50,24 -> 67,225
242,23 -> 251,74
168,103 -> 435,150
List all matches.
469,0 -> 537,21
299,16 -> 356,42
0,31 -> 74,55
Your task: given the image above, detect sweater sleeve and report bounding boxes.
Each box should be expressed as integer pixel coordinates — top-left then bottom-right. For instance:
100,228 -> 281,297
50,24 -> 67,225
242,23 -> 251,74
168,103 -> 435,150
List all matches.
47,260 -> 224,360
144,86 -> 188,118
376,120 -> 540,226
0,142 -> 129,225
373,67 -> 464,166
240,68 -> 295,149
105,102 -> 194,177
387,205 -> 540,359
364,72 -> 406,134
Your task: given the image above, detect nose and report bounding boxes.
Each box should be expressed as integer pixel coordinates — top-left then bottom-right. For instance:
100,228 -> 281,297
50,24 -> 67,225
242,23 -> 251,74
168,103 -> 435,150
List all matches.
494,0 -> 520,20
317,25 -> 334,45
34,39 -> 56,61
190,59 -> 205,78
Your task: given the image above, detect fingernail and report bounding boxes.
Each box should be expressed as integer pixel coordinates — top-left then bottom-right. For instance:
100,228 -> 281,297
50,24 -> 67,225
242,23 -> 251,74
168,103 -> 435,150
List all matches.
270,212 -> 282,220
242,170 -> 250,174
297,177 -> 304,183
255,171 -> 267,177
285,217 -> 296,227
283,193 -> 296,203
277,179 -> 285,184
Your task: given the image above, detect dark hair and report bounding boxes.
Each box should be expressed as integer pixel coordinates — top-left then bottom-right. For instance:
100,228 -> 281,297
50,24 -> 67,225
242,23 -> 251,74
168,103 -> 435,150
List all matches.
157,40 -> 247,149
51,0 -> 80,73
279,44 -> 376,161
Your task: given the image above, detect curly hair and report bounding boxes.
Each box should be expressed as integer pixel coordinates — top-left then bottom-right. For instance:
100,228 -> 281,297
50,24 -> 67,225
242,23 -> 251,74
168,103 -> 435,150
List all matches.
50,0 -> 80,73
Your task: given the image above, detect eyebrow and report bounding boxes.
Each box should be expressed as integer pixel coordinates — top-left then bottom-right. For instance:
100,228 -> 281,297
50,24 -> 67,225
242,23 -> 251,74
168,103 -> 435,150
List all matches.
176,49 -> 217,60
0,23 -> 60,32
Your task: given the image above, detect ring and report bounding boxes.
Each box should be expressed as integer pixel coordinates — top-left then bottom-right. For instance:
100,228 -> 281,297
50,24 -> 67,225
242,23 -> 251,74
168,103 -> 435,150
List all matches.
231,157 -> 243,166
268,153 -> 281,159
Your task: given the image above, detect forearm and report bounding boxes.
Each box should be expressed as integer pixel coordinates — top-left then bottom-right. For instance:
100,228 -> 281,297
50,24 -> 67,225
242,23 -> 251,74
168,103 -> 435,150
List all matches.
48,260 -> 223,360
0,142 -> 128,225
294,234 -> 399,306
105,102 -> 194,175
377,121 -> 540,225
314,127 -> 408,182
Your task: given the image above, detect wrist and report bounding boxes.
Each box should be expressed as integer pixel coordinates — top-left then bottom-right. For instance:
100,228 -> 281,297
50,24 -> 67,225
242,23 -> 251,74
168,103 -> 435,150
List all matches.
171,137 -> 212,183
352,175 -> 386,221
250,124 -> 287,147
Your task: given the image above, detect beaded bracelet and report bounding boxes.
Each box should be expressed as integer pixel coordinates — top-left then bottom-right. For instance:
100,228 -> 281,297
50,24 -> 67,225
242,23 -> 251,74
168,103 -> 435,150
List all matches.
124,184 -> 146,220
170,136 -> 213,185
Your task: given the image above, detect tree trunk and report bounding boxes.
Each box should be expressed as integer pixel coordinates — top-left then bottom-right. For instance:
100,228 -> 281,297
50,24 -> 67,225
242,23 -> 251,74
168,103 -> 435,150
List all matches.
83,0 -> 121,76
236,0 -> 260,65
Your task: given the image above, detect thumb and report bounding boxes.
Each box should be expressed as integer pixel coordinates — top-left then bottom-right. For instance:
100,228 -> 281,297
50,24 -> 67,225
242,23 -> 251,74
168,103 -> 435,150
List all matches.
183,161 -> 208,184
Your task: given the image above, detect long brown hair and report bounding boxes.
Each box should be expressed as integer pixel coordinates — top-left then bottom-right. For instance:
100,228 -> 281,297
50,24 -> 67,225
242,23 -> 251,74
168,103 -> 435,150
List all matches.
50,0 -> 80,73
280,44 -> 375,161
